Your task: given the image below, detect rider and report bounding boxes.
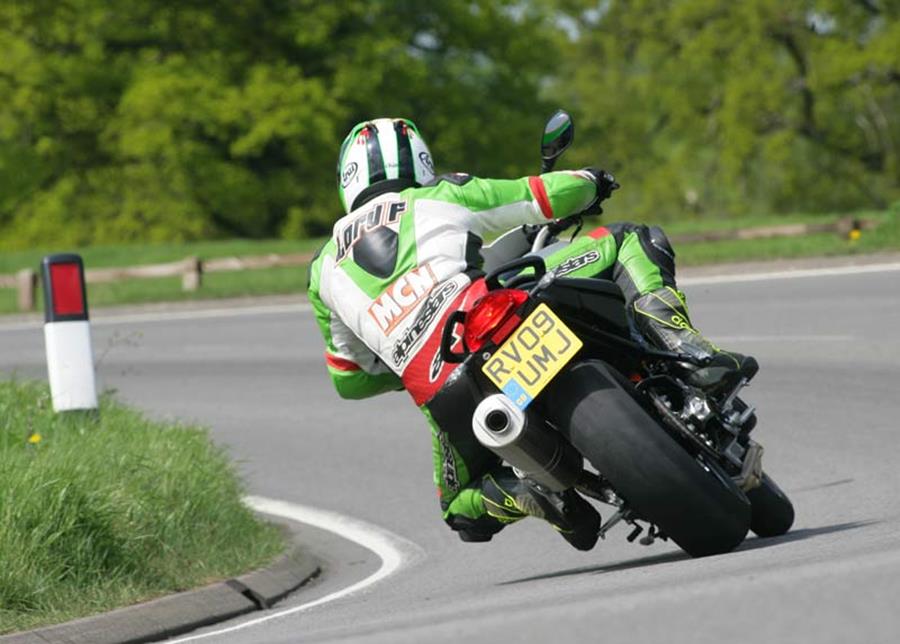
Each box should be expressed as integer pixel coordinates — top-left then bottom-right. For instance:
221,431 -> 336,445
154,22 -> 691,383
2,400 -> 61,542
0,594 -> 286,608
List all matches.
308,117 -> 756,551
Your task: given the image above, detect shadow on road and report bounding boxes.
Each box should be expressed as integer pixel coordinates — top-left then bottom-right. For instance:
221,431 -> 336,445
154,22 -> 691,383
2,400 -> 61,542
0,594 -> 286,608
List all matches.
789,477 -> 855,494
736,519 -> 877,553
499,519 -> 876,586
498,550 -> 691,586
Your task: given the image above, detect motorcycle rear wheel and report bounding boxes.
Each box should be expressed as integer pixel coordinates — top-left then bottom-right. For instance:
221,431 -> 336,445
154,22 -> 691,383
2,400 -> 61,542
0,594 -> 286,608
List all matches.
746,472 -> 794,537
545,360 -> 751,558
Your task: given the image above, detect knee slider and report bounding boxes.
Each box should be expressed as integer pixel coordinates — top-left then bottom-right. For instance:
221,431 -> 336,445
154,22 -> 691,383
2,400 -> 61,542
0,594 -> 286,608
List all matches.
444,514 -> 505,542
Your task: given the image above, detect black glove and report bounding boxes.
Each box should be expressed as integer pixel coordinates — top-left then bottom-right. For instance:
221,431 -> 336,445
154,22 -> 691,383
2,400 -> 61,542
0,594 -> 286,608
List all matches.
579,167 -> 619,215
522,216 -> 581,244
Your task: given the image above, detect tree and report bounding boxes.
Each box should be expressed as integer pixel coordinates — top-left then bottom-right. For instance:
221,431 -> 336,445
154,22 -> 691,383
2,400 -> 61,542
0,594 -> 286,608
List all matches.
552,0 -> 899,220
6,0 -> 893,248
0,0 -> 558,248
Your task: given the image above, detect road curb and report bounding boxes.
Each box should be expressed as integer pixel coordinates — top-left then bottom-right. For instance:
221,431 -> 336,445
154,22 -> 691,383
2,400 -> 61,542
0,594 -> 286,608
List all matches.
0,533 -> 320,644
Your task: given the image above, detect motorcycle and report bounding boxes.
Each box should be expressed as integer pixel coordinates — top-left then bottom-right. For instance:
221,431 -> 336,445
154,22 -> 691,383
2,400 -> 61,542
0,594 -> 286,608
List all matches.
432,110 -> 794,557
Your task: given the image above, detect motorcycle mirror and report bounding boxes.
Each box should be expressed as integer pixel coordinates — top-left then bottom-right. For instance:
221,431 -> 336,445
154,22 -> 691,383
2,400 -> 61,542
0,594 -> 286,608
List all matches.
541,110 -> 575,173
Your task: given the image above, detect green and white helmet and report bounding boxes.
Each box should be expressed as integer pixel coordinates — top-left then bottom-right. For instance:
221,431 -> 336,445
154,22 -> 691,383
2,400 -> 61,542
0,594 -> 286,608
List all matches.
337,118 -> 435,213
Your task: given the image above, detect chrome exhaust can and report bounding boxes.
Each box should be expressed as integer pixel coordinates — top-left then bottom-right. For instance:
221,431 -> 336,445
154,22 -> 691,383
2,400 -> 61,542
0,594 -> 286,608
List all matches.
472,394 -> 583,491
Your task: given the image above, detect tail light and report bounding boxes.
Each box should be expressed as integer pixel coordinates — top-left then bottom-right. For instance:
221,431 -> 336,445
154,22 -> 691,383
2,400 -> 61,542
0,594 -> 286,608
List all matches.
463,289 -> 529,352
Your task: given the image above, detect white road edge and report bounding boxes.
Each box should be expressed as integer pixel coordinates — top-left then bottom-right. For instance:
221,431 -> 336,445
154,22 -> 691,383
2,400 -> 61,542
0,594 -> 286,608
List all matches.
677,260 -> 900,285
167,496 -> 425,643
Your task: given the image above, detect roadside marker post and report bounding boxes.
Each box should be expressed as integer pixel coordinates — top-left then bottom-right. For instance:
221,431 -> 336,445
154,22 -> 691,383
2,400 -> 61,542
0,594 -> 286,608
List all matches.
41,254 -> 98,413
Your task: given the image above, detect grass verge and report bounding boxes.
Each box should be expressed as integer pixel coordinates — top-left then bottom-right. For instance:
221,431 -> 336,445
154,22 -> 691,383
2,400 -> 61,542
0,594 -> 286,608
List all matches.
0,238 -> 323,275
1,208 -> 898,314
0,238 -> 322,314
667,209 -> 900,266
0,380 -> 284,635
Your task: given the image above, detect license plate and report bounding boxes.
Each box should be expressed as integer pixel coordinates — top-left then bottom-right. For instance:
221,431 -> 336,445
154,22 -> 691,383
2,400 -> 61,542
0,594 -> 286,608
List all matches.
482,303 -> 582,410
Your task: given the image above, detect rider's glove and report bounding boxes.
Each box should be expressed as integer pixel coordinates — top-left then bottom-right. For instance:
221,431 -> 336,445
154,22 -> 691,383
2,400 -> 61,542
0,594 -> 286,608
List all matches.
576,167 -> 619,215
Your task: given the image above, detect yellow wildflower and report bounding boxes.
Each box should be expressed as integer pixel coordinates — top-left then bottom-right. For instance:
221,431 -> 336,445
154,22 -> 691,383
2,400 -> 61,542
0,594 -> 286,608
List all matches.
28,433 -> 42,444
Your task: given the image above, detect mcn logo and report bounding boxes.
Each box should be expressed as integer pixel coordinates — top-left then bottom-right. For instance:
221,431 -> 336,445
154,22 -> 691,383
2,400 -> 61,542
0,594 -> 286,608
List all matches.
368,264 -> 438,334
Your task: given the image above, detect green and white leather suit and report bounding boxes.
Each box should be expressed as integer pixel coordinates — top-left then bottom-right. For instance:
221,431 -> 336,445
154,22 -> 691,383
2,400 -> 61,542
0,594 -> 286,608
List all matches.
309,171 -> 679,535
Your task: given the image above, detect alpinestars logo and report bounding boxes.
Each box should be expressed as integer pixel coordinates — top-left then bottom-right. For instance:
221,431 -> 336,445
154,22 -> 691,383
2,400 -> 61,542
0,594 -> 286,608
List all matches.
368,264 -> 438,335
391,281 -> 459,369
436,431 -> 459,495
554,250 -> 601,277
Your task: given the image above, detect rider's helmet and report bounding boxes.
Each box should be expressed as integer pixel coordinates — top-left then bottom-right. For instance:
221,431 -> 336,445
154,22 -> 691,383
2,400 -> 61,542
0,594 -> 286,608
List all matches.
337,118 -> 435,214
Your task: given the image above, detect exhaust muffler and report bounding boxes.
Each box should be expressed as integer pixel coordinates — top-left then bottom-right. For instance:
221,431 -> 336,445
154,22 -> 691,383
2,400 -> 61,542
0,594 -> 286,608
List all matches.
472,394 -> 583,491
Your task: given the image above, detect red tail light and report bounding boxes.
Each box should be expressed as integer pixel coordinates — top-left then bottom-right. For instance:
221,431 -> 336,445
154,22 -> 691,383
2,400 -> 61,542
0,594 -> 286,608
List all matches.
463,289 -> 529,351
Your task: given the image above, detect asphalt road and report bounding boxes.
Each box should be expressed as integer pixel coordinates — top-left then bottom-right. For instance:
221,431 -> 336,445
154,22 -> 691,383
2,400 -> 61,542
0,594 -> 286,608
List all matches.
2,263 -> 900,644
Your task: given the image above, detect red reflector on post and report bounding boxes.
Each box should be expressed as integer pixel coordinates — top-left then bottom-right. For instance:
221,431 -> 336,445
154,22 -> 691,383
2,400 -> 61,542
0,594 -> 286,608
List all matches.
41,254 -> 89,322
49,263 -> 85,316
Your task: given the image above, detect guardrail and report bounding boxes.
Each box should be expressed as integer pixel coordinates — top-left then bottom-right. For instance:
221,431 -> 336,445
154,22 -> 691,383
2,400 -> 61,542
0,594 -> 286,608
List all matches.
1,252 -> 314,312
0,217 -> 874,312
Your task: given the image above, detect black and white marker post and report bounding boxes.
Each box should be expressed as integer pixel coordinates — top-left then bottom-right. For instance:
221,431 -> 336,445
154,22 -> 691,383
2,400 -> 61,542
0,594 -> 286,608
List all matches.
41,254 -> 98,414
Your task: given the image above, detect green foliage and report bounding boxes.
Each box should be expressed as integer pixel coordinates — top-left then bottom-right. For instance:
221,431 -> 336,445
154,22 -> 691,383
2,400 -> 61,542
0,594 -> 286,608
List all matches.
0,380 -> 284,633
552,0 -> 900,221
0,1 -> 897,248
0,0 -> 556,248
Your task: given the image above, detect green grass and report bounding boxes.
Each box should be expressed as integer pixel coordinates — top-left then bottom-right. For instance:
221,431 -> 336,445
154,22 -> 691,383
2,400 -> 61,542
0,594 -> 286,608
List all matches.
0,238 -> 325,274
0,265 -> 310,315
642,208 -> 892,236
2,209 -> 899,314
0,380 -> 285,634
671,209 -> 900,265
87,265 -> 307,308
0,238 -> 325,314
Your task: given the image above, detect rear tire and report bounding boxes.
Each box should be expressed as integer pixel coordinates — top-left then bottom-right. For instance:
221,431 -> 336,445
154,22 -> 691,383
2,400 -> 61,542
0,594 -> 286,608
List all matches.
545,361 -> 750,557
746,472 -> 794,537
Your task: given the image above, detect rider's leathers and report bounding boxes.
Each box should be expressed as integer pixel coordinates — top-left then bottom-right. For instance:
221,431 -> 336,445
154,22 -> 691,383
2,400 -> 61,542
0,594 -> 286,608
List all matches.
309,172 -> 678,536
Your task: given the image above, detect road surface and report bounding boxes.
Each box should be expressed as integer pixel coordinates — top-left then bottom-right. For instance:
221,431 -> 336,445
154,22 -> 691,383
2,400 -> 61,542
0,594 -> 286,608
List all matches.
2,263 -> 899,643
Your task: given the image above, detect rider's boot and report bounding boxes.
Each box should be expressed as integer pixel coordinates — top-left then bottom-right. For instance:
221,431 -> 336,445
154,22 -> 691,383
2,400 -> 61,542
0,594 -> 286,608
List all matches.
633,287 -> 758,392
481,469 -> 601,551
